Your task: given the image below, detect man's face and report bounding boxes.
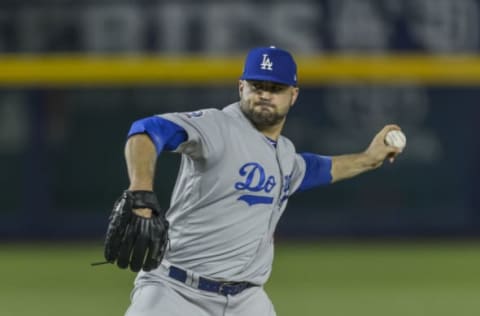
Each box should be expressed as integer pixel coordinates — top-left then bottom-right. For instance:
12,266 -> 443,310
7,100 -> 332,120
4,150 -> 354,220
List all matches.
239,80 -> 299,128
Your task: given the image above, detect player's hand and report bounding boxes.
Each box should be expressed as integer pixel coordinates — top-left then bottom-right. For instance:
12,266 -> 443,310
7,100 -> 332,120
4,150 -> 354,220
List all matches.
103,190 -> 169,272
365,124 -> 404,167
133,208 -> 153,218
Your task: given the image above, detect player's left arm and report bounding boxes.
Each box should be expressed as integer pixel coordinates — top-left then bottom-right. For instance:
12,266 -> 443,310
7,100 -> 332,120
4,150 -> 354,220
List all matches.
330,124 -> 403,183
295,125 -> 404,192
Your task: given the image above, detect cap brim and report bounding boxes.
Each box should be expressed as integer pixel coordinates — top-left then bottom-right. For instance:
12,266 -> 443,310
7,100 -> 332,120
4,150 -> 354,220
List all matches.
240,74 -> 295,86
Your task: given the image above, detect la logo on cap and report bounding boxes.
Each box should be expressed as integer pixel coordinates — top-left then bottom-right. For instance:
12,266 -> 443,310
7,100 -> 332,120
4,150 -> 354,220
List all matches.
260,54 -> 273,71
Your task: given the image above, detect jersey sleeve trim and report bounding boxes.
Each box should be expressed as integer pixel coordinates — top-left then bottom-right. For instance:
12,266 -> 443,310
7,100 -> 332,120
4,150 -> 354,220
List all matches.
297,153 -> 332,192
127,116 -> 188,155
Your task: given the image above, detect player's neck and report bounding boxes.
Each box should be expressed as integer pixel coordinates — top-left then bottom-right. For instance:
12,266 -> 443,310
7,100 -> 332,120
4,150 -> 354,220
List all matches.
256,121 -> 284,141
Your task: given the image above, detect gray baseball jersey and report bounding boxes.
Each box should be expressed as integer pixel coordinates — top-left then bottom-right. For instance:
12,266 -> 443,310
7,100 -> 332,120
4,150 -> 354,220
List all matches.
135,102 -> 307,286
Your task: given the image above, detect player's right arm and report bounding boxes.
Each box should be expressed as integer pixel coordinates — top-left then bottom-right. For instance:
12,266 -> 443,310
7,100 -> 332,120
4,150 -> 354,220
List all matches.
101,116 -> 185,272
125,134 -> 157,218
126,134 -> 156,192
125,116 -> 188,217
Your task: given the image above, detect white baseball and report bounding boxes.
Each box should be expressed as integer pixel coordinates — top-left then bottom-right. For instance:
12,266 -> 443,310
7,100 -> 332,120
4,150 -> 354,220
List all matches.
385,130 -> 406,149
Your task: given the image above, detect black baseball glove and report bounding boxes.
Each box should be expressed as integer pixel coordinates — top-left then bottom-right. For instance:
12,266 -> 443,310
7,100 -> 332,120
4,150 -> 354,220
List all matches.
103,190 -> 169,272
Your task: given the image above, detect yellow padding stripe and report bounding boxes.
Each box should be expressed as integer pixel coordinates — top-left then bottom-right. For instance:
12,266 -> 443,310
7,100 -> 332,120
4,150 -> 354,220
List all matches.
0,54 -> 479,86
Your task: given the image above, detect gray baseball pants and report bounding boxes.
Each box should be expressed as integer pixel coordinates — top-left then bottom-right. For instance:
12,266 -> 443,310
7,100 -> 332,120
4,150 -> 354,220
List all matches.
125,266 -> 276,316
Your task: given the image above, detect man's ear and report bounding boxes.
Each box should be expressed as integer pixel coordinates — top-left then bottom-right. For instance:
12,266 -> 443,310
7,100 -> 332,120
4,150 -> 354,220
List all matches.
290,87 -> 299,107
238,80 -> 244,98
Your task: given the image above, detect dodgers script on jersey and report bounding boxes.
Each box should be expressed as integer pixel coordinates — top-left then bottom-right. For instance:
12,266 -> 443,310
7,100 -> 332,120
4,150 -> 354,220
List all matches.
135,102 -> 307,286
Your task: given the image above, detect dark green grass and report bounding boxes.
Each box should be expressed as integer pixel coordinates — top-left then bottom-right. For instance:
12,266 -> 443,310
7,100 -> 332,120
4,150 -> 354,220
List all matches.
1,241 -> 479,316
268,241 -> 480,316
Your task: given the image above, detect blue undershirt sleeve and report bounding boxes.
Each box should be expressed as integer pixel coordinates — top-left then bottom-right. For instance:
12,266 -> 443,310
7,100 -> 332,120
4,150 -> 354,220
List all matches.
127,116 -> 188,155
297,153 -> 333,192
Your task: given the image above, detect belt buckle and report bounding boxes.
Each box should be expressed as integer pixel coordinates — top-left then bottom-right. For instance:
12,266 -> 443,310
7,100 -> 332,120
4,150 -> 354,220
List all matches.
218,282 -> 238,296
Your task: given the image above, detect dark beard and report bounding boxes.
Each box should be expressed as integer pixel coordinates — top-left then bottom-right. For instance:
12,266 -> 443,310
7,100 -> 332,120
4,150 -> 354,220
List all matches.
240,101 -> 287,128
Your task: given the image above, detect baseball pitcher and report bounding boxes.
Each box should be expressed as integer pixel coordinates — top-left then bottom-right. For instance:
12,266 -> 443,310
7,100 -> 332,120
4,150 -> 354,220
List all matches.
102,46 -> 405,316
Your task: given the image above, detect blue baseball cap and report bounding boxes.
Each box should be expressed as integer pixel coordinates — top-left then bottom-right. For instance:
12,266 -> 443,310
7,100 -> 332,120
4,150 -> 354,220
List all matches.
240,46 -> 297,86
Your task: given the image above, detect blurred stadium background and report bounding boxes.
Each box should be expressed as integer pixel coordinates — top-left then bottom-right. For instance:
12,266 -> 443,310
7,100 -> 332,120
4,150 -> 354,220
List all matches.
1,1 -> 480,315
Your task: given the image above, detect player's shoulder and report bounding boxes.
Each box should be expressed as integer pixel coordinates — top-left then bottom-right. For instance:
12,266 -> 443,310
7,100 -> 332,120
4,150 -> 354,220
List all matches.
184,103 -> 245,125
221,102 -> 254,125
278,135 -> 297,153
160,107 -> 223,121
180,107 -> 222,119
168,103 -> 245,123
